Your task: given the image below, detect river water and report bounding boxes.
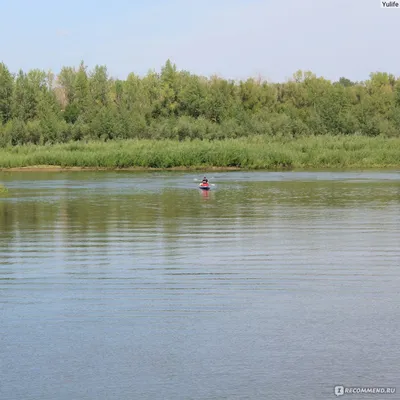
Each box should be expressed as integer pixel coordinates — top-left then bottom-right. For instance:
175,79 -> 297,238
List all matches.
0,170 -> 399,400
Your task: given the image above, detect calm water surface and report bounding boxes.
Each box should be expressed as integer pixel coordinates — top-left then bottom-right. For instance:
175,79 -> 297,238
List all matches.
1,171 -> 399,400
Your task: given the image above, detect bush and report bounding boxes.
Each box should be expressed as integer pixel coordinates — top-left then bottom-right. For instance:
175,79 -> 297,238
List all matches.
26,120 -> 41,144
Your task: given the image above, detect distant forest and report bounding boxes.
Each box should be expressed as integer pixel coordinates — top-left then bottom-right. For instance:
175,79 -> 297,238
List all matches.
0,60 -> 399,146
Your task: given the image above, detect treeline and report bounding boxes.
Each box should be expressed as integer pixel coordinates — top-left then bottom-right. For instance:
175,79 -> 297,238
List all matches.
0,59 -> 400,146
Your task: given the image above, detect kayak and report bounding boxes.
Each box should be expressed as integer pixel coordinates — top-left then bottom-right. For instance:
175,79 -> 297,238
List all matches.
199,184 -> 210,191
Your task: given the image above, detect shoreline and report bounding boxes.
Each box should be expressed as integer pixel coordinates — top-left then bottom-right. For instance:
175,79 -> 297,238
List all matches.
0,165 -> 399,173
0,165 -> 244,172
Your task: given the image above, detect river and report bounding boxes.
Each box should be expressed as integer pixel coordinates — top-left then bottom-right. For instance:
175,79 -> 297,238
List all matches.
1,170 -> 399,400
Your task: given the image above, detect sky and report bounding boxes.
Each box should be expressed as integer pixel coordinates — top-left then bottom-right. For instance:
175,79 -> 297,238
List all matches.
0,0 -> 399,82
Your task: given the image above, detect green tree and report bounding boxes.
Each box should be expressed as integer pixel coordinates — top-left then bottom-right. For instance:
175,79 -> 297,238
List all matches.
57,66 -> 77,107
0,63 -> 14,124
72,61 -> 89,118
89,65 -> 110,108
0,59 -> 400,143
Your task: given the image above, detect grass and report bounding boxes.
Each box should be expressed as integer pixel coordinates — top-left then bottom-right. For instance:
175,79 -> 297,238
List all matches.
0,184 -> 8,194
0,136 -> 399,170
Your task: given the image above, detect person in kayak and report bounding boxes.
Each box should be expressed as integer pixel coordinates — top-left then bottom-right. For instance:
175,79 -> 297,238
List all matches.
201,177 -> 209,185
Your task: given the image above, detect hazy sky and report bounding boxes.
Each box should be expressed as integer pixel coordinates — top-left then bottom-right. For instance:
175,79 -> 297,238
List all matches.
0,0 -> 398,82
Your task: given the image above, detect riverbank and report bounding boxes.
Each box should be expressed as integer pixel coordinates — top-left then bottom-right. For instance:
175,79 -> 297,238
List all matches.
0,166 -> 243,172
0,136 -> 399,170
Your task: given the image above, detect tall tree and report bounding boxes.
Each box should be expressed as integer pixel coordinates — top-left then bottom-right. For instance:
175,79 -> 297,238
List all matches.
89,65 -> 110,108
57,66 -> 77,106
73,61 -> 89,115
0,63 -> 13,124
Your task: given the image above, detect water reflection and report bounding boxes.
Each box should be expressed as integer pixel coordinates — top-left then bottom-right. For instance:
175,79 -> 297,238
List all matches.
200,188 -> 210,199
